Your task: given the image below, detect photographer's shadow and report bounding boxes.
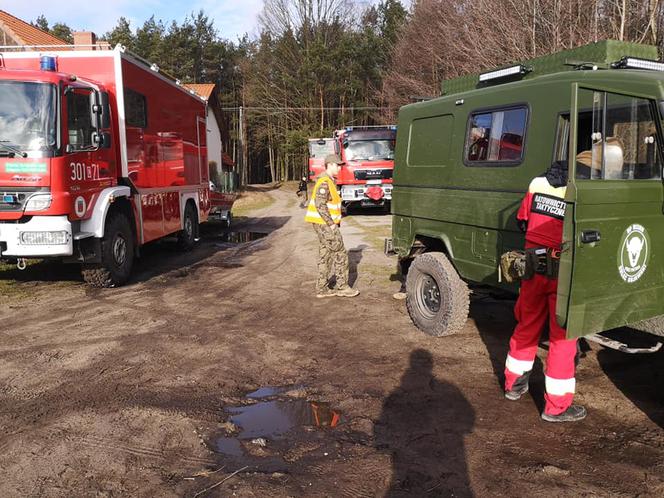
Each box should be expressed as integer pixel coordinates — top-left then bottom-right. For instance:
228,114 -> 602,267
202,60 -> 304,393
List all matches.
374,349 -> 475,497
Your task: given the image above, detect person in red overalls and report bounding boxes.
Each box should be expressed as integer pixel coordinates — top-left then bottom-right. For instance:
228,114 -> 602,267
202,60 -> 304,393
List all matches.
504,160 -> 587,423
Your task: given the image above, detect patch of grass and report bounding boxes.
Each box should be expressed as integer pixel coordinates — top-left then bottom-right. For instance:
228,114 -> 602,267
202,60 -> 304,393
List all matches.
0,260 -> 34,299
0,260 -> 80,299
355,263 -> 397,289
232,190 -> 276,217
0,280 -> 29,299
345,217 -> 391,252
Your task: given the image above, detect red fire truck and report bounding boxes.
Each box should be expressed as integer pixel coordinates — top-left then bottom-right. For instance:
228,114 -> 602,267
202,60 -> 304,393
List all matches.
333,126 -> 396,212
0,46 -> 210,287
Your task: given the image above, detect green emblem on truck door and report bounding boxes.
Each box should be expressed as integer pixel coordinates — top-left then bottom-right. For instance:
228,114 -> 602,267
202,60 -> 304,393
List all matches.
618,224 -> 649,283
5,162 -> 47,173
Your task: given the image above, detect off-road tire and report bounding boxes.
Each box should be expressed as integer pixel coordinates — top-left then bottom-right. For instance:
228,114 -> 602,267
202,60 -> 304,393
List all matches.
82,210 -> 135,288
406,252 -> 470,337
177,203 -> 198,251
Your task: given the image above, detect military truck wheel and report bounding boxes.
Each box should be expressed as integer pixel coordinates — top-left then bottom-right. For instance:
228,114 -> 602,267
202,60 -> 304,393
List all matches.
177,202 -> 198,251
406,252 -> 469,337
82,210 -> 135,288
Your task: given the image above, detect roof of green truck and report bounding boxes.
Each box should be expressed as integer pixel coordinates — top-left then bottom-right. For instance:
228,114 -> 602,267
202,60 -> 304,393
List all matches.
441,40 -> 659,96
401,60 -> 664,116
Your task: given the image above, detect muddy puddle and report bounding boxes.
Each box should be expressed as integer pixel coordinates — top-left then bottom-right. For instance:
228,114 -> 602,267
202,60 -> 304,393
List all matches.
211,387 -> 342,470
206,231 -> 269,247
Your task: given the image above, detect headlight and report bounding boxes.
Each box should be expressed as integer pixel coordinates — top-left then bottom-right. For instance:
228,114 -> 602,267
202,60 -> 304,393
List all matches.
24,193 -> 52,212
20,231 -> 69,245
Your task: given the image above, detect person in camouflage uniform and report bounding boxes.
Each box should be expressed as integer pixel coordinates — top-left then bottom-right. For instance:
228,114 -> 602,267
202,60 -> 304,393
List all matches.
305,154 -> 360,298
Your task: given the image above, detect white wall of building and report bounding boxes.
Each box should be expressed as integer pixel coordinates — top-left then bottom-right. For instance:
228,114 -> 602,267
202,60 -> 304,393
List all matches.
207,107 -> 223,172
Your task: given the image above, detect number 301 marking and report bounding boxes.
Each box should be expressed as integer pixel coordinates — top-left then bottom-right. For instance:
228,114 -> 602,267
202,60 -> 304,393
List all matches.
70,162 -> 100,182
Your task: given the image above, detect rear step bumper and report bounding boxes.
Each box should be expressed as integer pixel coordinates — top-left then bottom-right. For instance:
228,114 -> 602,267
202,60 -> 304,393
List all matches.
585,333 -> 663,354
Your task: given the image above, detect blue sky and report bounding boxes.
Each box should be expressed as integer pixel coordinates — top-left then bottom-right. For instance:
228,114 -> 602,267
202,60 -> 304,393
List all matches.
3,1 -> 408,42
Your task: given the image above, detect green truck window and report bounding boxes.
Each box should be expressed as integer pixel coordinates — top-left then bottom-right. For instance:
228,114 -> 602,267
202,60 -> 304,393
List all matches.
407,114 -> 454,167
576,89 -> 662,180
465,106 -> 527,165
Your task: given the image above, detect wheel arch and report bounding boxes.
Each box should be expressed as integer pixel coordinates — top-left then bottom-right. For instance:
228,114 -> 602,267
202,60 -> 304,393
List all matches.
400,232 -> 461,281
180,192 -> 200,229
80,186 -> 131,239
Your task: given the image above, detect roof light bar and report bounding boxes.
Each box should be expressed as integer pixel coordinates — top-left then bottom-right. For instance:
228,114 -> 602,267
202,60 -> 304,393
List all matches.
612,57 -> 664,72
479,64 -> 531,82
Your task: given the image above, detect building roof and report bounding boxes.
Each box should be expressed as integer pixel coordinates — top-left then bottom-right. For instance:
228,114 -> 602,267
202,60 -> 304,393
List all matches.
184,83 -> 216,101
0,10 -> 68,46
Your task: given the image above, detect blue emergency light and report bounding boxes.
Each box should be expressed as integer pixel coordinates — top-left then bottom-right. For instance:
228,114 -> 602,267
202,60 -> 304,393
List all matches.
2,194 -> 18,204
40,55 -> 57,72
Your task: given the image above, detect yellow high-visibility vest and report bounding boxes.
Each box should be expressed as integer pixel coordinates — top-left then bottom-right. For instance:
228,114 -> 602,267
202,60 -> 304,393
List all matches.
305,175 -> 342,225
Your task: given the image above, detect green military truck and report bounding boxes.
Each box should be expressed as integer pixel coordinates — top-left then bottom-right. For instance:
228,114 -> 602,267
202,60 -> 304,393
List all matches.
391,40 -> 664,348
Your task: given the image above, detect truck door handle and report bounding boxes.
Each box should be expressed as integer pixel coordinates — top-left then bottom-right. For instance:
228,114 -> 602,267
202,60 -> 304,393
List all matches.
580,230 -> 601,244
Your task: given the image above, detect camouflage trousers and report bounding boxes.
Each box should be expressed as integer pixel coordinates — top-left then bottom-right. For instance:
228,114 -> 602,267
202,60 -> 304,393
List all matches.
313,224 -> 349,292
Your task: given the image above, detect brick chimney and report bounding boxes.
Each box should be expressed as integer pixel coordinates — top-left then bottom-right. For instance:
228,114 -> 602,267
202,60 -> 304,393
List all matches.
73,31 -> 96,50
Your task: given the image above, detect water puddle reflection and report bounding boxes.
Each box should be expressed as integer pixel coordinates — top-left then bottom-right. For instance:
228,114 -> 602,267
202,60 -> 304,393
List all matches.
212,387 -> 341,461
218,231 -> 268,244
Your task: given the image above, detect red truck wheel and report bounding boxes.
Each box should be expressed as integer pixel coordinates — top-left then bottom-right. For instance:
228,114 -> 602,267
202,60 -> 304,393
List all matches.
177,202 -> 198,251
82,210 -> 135,288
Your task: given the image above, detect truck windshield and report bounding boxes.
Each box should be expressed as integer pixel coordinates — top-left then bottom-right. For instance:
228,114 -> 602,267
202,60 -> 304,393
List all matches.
0,81 -> 57,156
309,140 -> 334,157
345,140 -> 395,161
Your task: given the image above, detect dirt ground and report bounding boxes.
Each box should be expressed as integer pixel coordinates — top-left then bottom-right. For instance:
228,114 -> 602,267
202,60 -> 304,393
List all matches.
1,185 -> 663,497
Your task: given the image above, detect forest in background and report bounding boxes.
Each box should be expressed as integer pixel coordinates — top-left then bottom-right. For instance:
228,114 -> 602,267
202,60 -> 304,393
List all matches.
34,0 -> 664,183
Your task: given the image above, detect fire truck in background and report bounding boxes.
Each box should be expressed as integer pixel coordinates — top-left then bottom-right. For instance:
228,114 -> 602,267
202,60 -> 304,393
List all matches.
306,127 -> 397,213
0,45 -> 210,287
333,126 -> 396,212
307,137 -> 335,180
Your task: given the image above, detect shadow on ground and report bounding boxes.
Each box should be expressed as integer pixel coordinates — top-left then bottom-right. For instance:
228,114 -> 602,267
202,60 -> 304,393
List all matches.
597,334 -> 664,429
374,349 -> 475,497
348,244 -> 368,287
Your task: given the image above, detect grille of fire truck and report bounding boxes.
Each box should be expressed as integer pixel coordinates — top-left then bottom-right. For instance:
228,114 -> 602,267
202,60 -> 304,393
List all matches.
354,169 -> 393,181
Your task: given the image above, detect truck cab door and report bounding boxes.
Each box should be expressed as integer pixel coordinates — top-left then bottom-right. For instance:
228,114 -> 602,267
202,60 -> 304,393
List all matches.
556,84 -> 664,338
64,86 -> 115,221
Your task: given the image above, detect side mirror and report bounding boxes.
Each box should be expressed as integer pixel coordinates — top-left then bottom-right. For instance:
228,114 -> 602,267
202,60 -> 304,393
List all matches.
99,91 -> 111,129
92,131 -> 112,149
90,91 -> 111,129
342,139 -> 349,149
89,92 -> 98,126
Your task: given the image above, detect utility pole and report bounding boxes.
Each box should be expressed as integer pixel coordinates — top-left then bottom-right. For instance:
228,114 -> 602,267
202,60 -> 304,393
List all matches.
240,83 -> 249,186
238,105 -> 244,185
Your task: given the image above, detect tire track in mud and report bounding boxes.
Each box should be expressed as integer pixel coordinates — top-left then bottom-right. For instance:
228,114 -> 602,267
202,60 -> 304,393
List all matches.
69,434 -> 218,467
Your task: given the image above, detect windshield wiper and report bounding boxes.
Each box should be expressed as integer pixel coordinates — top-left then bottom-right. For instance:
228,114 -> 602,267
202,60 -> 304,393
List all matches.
0,141 -> 27,158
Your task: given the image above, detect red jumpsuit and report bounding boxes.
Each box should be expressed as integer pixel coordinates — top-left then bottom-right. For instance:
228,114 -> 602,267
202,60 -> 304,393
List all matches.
504,175 -> 578,415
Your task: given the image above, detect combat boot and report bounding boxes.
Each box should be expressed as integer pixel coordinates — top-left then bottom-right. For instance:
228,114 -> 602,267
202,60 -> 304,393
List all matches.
541,405 -> 587,423
334,285 -> 360,297
316,289 -> 336,299
504,371 -> 531,401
